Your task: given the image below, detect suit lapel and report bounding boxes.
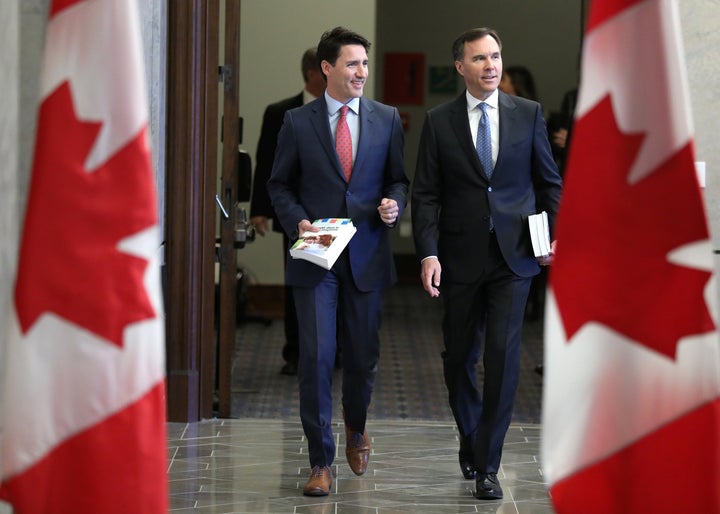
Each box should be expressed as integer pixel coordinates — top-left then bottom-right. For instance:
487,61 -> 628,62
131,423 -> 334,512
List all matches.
496,91 -> 518,170
308,97 -> 346,179
450,93 -> 486,178
353,99 -> 375,174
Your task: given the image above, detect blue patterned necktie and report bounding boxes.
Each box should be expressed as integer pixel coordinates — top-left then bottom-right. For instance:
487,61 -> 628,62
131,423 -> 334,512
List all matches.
476,102 -> 493,178
476,102 -> 494,231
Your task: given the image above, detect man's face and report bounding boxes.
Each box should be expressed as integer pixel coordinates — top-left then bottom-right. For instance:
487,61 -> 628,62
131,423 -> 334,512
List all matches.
455,35 -> 502,100
322,44 -> 368,103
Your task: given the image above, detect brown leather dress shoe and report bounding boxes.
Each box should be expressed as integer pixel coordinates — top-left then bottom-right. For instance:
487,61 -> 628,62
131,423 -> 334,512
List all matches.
303,465 -> 332,496
345,426 -> 370,476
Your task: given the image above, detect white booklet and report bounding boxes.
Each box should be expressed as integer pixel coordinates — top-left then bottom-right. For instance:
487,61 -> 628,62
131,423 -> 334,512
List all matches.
528,211 -> 551,258
289,218 -> 357,270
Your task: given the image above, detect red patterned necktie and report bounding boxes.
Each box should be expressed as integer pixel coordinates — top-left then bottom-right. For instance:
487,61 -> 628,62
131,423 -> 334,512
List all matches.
336,105 -> 353,181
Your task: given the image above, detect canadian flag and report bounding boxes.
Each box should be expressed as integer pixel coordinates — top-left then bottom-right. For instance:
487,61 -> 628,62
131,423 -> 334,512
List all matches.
0,1 -> 168,513
542,0 -> 720,512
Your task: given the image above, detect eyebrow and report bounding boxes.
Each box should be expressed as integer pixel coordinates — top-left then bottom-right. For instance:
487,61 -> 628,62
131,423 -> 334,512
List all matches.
472,51 -> 500,59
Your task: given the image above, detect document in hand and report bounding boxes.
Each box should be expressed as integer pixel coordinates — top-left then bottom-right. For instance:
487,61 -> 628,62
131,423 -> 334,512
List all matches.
289,218 -> 357,270
528,211 -> 551,257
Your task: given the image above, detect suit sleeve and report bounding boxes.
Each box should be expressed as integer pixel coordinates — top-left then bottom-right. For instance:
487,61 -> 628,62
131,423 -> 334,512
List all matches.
383,108 -> 410,218
529,104 -> 563,236
250,105 -> 280,219
411,111 -> 442,260
266,110 -> 308,240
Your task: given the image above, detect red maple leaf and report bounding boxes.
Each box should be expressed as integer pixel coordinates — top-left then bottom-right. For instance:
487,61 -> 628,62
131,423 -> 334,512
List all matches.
552,96 -> 714,359
15,82 -> 157,347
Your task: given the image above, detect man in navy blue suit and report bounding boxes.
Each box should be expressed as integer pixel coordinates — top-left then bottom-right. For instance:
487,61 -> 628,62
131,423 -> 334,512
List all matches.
268,26 -> 408,497
412,27 -> 562,500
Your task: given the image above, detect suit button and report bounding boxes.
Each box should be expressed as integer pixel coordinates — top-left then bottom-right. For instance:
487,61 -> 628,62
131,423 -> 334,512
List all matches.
488,187 -> 492,192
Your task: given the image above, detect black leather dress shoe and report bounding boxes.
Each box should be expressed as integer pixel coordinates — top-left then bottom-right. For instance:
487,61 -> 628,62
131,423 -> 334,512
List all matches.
458,434 -> 476,479
475,472 -> 503,500
459,457 -> 476,479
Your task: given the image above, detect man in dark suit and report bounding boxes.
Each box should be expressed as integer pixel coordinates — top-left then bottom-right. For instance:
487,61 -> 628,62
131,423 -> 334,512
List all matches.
249,48 -> 325,376
411,27 -> 562,501
267,27 -> 408,497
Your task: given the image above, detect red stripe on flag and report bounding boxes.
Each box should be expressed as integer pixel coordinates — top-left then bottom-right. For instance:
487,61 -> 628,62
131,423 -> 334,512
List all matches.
0,382 -> 168,514
550,398 -> 720,514
586,0 -> 645,32
50,0 -> 85,18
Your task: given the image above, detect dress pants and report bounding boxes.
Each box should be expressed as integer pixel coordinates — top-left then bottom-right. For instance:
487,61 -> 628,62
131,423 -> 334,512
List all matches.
293,252 -> 382,467
281,232 -> 299,364
441,232 -> 532,473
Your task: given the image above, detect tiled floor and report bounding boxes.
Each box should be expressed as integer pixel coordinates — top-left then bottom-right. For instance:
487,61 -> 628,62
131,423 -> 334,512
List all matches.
167,418 -> 554,513
167,284 -> 554,512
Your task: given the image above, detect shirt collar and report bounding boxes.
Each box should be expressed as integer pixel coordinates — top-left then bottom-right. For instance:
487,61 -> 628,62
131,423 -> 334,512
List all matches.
325,92 -> 360,116
466,88 -> 499,111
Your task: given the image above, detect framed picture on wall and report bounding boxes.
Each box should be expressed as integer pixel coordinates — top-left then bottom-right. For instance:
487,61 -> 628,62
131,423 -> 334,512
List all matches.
429,65 -> 457,95
383,53 -> 425,105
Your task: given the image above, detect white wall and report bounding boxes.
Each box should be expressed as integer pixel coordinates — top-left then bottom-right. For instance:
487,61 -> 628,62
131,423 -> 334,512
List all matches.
236,0 -> 376,285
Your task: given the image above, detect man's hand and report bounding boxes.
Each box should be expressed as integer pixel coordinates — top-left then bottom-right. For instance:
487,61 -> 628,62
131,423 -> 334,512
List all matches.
552,128 -> 568,149
297,219 -> 318,236
378,198 -> 399,226
250,216 -> 269,237
420,257 -> 441,298
538,240 -> 557,266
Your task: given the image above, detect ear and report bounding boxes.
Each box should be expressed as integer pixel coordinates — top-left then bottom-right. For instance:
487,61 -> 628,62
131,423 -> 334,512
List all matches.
454,61 -> 464,77
321,60 -> 332,77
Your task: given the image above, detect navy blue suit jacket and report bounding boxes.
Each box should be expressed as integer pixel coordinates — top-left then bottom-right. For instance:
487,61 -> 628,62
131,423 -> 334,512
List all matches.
268,96 -> 409,291
412,91 -> 562,283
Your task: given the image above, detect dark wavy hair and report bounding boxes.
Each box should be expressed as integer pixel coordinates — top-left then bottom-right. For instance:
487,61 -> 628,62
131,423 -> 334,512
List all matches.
317,26 -> 371,70
452,27 -> 502,62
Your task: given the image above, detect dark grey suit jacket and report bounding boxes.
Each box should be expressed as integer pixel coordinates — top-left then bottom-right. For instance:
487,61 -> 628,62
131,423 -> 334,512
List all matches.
412,91 -> 563,283
250,92 -> 303,233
